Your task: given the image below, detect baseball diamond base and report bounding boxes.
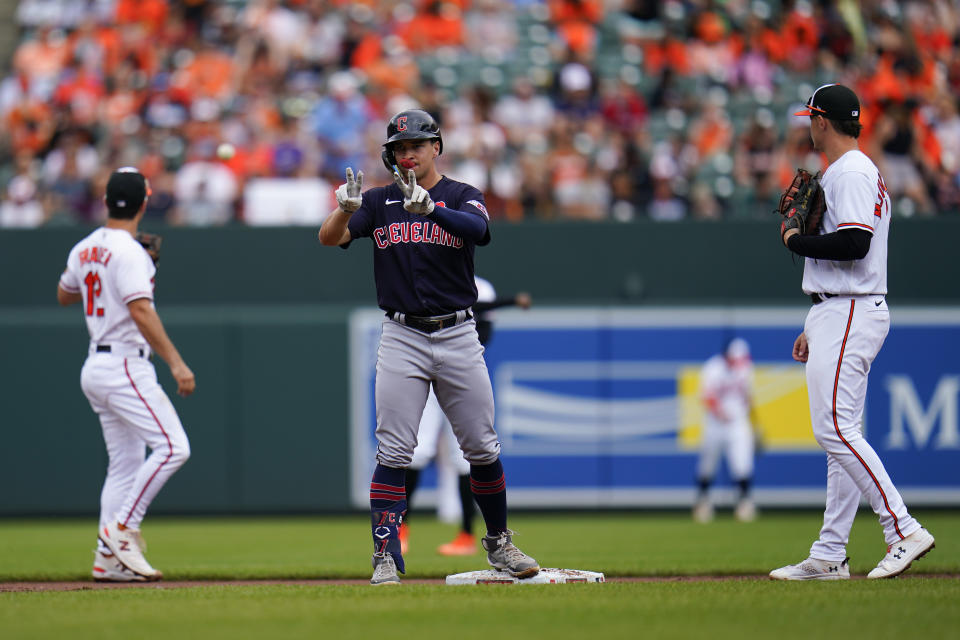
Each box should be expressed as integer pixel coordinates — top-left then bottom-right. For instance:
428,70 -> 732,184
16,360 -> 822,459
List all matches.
445,568 -> 605,585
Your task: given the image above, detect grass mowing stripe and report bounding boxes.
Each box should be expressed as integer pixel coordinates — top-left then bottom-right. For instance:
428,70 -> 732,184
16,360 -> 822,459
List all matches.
2,581 -> 960,640
1,511 -> 958,581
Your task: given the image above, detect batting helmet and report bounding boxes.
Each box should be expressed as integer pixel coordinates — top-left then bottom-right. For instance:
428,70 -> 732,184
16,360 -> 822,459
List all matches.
381,109 -> 443,172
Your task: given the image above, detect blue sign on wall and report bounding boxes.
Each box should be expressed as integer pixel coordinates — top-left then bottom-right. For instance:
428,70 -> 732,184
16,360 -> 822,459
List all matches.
349,307 -> 960,508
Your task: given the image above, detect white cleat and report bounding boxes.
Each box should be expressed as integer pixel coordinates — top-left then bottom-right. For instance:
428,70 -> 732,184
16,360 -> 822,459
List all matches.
734,499 -> 757,522
769,557 -> 850,581
370,552 -> 401,586
692,500 -> 714,523
98,522 -> 162,581
92,550 -> 148,583
867,528 -> 935,579
482,530 -> 539,578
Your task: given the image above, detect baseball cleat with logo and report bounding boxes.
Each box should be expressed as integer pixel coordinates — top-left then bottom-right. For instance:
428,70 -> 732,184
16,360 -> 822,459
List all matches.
769,556 -> 850,580
92,549 -> 149,582
98,522 -> 162,581
867,528 -> 935,579
371,552 -> 401,586
482,530 -> 539,578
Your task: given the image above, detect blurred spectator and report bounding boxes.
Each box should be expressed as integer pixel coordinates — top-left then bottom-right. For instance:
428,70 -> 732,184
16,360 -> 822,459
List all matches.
465,0 -> 517,58
600,78 -> 648,135
491,76 -> 555,148
173,139 -> 239,225
647,177 -> 686,221
397,1 -> 465,53
872,101 -> 935,216
554,59 -> 599,118
45,150 -> 94,224
733,109 -> 779,203
308,70 -> 375,180
0,0 -> 957,226
0,175 -> 45,227
549,0 -> 603,58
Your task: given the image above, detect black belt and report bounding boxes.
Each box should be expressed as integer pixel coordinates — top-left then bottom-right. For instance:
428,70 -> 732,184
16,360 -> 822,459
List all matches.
96,344 -> 146,357
387,310 -> 473,334
810,293 -> 837,305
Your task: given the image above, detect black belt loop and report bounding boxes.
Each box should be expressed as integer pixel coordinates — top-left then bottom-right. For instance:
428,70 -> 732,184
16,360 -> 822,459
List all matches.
810,293 -> 837,305
386,310 -> 473,334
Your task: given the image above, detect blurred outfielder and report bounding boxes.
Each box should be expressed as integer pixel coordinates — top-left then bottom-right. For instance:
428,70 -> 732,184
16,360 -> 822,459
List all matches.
693,337 -> 758,523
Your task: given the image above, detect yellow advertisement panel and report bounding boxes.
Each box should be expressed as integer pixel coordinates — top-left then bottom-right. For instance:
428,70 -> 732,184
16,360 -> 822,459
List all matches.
678,364 -> 819,450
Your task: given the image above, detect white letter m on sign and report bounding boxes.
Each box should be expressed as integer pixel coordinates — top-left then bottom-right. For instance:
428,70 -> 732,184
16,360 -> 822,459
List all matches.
885,375 -> 960,450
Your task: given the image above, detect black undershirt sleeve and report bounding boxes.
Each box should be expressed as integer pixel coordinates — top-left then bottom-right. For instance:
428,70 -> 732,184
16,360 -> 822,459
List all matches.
786,228 -> 872,261
472,297 -> 519,315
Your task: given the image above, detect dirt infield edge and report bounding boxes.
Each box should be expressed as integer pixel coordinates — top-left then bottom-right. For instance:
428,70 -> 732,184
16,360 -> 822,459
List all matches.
3,574 -> 959,592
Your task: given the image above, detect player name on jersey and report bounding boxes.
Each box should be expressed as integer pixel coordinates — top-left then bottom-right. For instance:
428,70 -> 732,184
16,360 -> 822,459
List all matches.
78,246 -> 113,267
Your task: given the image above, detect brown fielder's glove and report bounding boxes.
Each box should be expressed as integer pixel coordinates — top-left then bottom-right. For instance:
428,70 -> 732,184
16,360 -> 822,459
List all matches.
776,169 -> 825,242
136,231 -> 163,265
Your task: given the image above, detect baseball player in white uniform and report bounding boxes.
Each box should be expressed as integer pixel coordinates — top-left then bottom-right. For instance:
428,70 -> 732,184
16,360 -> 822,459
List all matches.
770,84 -> 934,580
57,168 -> 194,582
693,338 -> 757,523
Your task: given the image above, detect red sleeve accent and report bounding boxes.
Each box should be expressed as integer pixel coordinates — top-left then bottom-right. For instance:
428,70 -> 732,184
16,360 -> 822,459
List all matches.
837,222 -> 874,232
122,291 -> 153,303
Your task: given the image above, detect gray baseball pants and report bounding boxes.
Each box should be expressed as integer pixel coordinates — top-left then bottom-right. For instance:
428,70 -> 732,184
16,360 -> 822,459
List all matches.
374,318 -> 500,468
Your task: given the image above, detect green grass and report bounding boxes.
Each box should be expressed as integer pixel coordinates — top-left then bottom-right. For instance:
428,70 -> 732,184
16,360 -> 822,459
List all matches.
2,580 -> 960,640
1,511 -> 957,581
1,511 -> 958,639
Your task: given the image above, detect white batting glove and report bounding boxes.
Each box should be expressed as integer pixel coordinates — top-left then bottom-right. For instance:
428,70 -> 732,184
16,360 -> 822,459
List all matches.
393,168 -> 435,215
335,167 -> 363,214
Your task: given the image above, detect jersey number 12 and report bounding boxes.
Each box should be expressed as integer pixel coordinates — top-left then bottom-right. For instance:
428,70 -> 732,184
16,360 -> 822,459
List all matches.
84,271 -> 104,317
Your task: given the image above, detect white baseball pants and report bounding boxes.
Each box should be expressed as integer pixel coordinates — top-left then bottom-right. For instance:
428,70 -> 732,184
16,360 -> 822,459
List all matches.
696,418 -> 754,482
81,350 -> 190,534
804,296 -> 919,561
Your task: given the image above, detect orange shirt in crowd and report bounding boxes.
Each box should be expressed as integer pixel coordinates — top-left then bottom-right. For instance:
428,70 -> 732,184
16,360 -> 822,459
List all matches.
644,37 -> 690,76
13,36 -> 70,80
115,0 -> 169,34
548,0 -> 602,24
177,50 -> 236,101
397,12 -> 464,52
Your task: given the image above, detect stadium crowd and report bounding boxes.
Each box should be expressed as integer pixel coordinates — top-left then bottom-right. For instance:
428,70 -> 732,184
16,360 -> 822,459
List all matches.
0,0 -> 958,227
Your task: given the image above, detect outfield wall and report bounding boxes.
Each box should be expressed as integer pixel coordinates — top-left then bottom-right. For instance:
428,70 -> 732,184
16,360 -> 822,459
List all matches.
350,307 -> 960,510
1,219 -> 957,515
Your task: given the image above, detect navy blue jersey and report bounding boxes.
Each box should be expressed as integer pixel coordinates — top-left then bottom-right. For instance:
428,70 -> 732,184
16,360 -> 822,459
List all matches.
346,176 -> 491,316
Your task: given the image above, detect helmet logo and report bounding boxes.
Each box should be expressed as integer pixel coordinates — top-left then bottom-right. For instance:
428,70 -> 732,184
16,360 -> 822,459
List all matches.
396,116 -> 407,132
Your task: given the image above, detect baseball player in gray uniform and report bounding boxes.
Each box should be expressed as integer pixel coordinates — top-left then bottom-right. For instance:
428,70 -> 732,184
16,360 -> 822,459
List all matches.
770,84 -> 935,580
58,168 -> 193,582
318,109 -> 539,585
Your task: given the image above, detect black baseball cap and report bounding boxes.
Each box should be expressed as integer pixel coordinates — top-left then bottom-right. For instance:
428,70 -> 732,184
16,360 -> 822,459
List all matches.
794,84 -> 860,121
105,167 -> 150,215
